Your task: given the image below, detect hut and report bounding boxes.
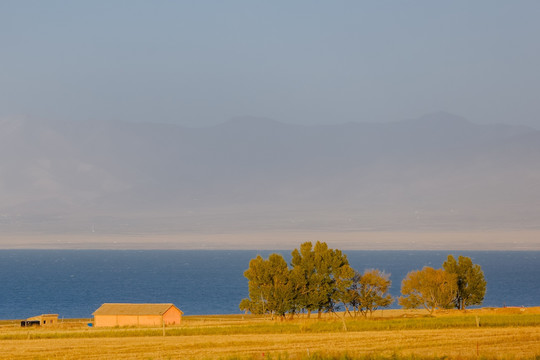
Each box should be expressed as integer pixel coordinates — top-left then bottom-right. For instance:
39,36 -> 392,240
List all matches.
21,314 -> 58,327
92,303 -> 183,327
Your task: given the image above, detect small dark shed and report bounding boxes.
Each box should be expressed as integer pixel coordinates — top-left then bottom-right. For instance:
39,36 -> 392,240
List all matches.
21,314 -> 58,327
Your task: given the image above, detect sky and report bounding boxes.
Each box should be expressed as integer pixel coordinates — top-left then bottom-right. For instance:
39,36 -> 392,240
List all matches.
1,1 -> 539,128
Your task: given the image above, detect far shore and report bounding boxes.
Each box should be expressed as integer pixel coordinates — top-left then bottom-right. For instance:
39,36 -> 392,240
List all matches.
1,229 -> 539,250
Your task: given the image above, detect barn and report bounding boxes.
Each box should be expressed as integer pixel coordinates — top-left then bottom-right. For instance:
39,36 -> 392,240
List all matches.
92,303 -> 183,327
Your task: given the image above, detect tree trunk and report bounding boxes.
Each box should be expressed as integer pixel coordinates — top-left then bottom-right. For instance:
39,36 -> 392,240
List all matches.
288,311 -> 295,320
317,310 -> 322,319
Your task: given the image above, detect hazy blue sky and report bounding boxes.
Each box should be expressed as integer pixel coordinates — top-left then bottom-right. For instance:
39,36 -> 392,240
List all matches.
2,1 -> 539,127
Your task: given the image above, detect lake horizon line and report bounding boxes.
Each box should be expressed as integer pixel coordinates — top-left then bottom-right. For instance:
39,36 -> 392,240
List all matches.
1,229 -> 539,251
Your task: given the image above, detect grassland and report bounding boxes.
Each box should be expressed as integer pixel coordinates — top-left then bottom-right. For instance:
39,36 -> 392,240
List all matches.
1,308 -> 539,360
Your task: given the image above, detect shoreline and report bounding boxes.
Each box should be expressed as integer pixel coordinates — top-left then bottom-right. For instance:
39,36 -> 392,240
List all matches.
1,229 -> 540,251
2,307 -> 539,323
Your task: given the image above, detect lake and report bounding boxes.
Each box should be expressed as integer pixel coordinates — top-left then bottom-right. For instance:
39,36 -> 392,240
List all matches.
0,250 -> 538,319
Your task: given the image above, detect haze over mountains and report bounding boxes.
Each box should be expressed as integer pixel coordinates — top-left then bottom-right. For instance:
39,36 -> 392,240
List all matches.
1,112 -> 539,238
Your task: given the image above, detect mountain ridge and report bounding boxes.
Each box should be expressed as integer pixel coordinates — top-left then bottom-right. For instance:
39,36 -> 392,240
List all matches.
1,113 -> 538,236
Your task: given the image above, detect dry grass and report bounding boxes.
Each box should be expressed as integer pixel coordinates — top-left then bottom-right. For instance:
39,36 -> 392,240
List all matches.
2,327 -> 539,359
1,308 -> 539,360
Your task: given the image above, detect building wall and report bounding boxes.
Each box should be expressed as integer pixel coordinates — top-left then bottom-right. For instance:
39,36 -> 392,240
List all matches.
94,314 -> 164,327
93,306 -> 182,327
163,307 -> 182,325
41,316 -> 57,325
116,315 -> 140,326
27,315 -> 58,326
94,315 -> 119,327
137,315 -> 162,326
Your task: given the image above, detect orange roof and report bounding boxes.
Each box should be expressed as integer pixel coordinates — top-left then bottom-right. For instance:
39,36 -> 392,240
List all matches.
92,303 -> 183,316
27,314 -> 58,320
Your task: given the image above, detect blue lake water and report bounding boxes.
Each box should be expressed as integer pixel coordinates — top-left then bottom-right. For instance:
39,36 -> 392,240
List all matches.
0,250 -> 538,319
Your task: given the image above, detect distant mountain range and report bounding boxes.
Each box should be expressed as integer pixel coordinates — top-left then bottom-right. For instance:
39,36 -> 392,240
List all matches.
1,112 -> 539,235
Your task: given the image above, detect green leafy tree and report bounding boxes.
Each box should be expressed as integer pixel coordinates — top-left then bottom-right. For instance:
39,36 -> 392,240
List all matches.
399,266 -> 457,314
443,255 -> 486,310
239,253 -> 293,318
290,242 -> 318,317
313,242 -> 354,314
239,255 -> 269,315
290,241 -> 353,318
330,253 -> 355,313
265,254 -> 294,318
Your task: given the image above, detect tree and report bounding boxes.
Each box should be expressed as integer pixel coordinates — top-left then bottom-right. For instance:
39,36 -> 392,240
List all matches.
290,242 -> 318,317
265,254 -> 294,318
353,269 -> 393,317
342,271 -> 362,317
330,252 -> 355,314
399,266 -> 457,314
239,255 -> 270,315
313,242 -> 354,315
290,241 -> 353,318
443,255 -> 486,310
239,253 -> 293,318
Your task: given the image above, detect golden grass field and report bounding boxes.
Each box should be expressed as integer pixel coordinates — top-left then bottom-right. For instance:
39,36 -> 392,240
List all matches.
1,308 -> 539,360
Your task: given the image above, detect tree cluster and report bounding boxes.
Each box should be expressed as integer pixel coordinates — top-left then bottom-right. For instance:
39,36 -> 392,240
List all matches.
239,241 -> 393,319
399,255 -> 487,313
241,244 -> 487,319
